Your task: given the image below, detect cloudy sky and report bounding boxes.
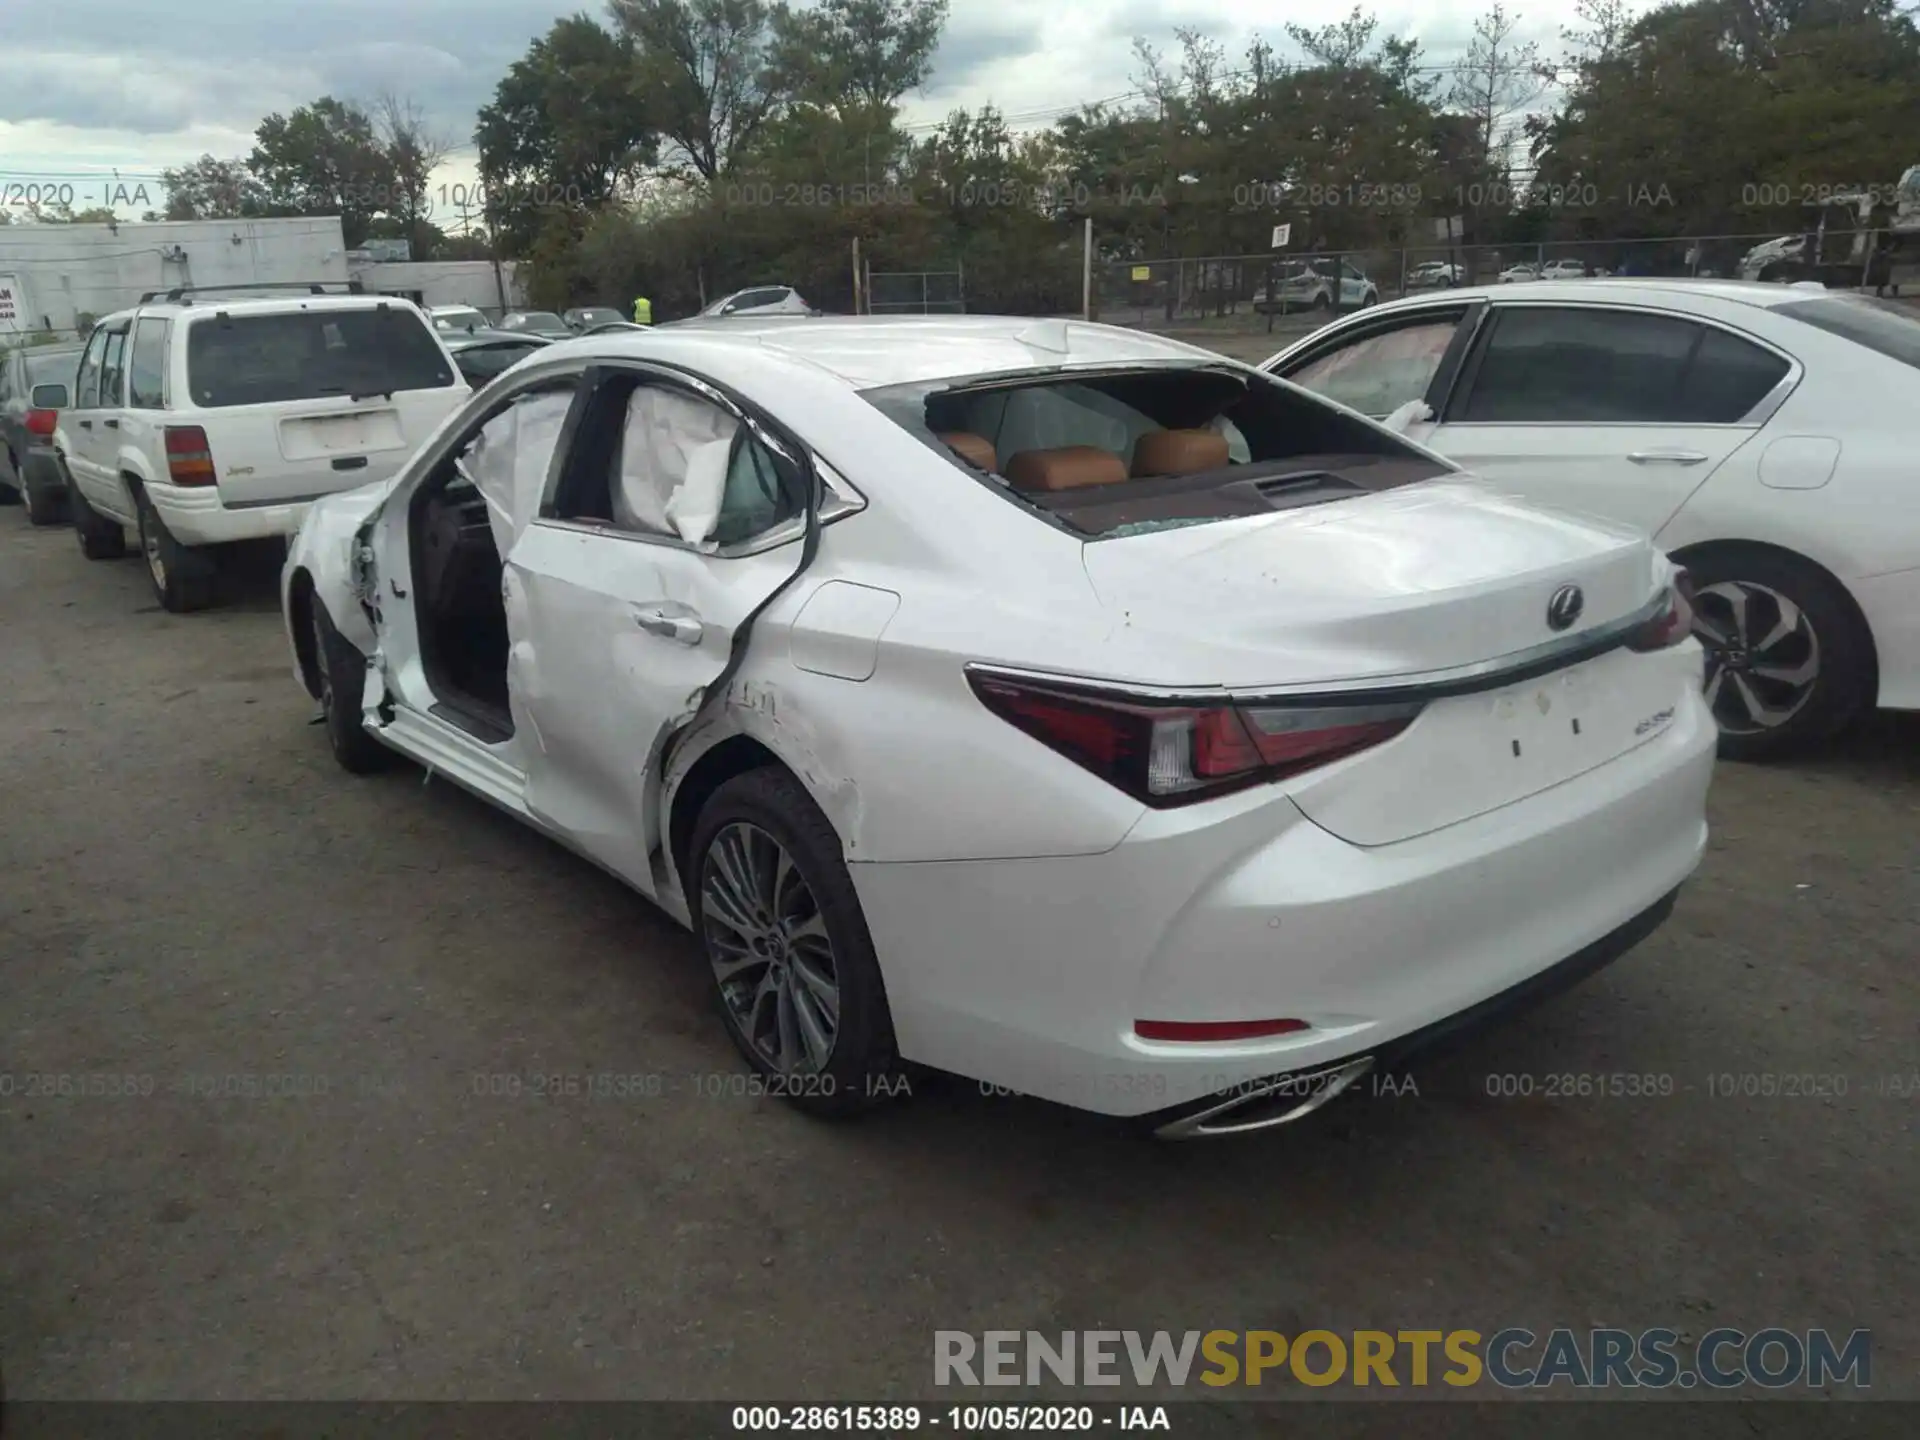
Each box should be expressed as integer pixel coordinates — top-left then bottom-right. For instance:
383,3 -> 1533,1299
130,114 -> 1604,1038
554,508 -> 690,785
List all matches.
0,0 -> 1579,217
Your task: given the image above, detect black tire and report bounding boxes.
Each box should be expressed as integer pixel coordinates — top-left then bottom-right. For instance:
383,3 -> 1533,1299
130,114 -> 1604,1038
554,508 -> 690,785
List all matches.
67,467 -> 128,560
1311,291 -> 1331,311
0,449 -> 19,505
1683,546 -> 1875,762
132,484 -> 218,612
309,596 -> 393,774
689,767 -> 902,1117
20,450 -> 68,526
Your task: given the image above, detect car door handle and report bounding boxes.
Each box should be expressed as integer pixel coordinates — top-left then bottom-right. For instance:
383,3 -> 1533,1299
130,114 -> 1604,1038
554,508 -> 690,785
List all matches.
78,419 -> 92,429
103,418 -> 119,429
633,605 -> 704,645
1627,449 -> 1708,465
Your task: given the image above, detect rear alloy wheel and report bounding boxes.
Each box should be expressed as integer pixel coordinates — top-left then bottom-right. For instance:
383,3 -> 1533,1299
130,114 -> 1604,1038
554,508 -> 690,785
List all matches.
68,469 -> 128,560
691,768 -> 901,1117
133,486 -> 217,612
1685,550 -> 1872,760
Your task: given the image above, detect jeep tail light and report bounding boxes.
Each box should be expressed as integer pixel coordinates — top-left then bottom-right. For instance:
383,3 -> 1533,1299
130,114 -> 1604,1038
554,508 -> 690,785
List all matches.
967,672 -> 1422,807
25,408 -> 57,439
164,425 -> 216,486
1626,572 -> 1695,652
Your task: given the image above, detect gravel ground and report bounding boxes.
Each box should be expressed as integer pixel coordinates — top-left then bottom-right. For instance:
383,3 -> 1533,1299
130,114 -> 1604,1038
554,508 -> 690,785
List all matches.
1,492 -> 1914,1411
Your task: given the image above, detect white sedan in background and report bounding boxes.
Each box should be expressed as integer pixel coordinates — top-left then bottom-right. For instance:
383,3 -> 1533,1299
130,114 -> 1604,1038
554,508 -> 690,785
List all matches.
283,317 -> 1712,1138
1266,280 -> 1920,758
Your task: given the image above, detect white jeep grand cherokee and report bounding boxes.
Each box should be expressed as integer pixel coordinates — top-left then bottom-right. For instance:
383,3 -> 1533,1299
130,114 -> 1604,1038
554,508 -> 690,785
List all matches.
53,283 -> 471,611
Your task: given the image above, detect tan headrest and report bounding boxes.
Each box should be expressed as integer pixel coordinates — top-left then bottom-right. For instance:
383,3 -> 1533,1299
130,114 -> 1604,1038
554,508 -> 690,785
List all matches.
938,431 -> 997,472
1131,428 -> 1231,478
1004,446 -> 1130,494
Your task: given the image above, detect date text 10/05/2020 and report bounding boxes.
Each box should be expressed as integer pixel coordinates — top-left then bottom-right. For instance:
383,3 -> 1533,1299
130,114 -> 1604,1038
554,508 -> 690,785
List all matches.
717,180 -> 1172,210
1233,181 -> 1678,210
732,1406 -> 1171,1432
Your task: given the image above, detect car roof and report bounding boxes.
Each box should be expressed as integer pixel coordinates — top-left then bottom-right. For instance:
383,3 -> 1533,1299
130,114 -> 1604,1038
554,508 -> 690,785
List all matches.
1366,277 -> 1822,314
558,314 -> 1220,388
445,328 -> 552,349
104,294 -> 427,323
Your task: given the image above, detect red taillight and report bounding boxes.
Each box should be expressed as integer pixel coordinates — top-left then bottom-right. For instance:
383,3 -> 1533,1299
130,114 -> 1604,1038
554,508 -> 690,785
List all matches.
164,425 -> 216,486
967,672 -> 1421,807
25,408 -> 57,439
1135,1018 -> 1311,1043
1626,572 -> 1696,652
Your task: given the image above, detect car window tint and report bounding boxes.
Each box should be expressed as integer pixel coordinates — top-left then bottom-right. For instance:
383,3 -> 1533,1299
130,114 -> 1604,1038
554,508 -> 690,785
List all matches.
186,308 -> 454,407
1458,307 -> 1700,423
127,318 -> 169,408
74,330 -> 107,407
456,341 -> 543,382
1287,319 -> 1460,417
97,328 -> 128,408
1678,328 -> 1790,422
1776,294 -> 1920,371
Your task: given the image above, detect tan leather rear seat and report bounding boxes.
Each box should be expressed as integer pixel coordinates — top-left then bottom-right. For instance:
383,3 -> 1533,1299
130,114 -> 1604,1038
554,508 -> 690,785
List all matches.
938,431 -> 998,472
1004,446 -> 1130,493
1131,428 -> 1231,478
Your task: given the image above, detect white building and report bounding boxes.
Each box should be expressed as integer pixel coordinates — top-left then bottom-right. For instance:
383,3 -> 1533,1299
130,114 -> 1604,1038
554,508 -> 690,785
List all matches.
0,216 -> 349,340
348,257 -> 526,318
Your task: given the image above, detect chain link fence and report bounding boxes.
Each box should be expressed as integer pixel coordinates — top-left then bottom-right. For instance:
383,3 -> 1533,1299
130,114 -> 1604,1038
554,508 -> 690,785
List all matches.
1093,229 -> 1911,339
864,267 -> 966,314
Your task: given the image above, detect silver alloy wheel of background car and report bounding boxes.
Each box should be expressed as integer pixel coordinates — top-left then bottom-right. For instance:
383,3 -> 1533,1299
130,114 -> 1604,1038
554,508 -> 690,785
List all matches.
1690,579 -> 1821,735
140,506 -> 167,593
701,821 -> 840,1073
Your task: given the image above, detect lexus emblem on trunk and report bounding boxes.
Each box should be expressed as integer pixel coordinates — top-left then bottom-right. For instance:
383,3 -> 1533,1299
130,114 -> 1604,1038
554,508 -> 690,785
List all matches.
1547,584 -> 1585,631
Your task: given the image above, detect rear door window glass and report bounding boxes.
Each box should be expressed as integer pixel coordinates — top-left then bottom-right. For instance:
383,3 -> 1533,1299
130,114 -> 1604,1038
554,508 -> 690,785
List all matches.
1676,328 -> 1790,421
1455,307 -> 1701,423
186,308 -> 455,408
96,328 -> 128,408
127,318 -> 169,408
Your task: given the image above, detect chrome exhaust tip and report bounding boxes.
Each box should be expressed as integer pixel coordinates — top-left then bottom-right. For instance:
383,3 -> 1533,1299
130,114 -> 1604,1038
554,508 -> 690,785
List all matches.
1152,1055 -> 1376,1141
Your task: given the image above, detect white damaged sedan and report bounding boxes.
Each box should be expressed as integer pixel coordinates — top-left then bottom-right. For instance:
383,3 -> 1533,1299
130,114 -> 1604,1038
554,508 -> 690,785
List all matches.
282,316 -> 1715,1138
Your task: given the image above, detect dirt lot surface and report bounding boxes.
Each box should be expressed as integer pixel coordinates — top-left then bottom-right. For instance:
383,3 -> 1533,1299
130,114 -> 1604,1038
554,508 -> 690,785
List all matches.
1,476 -> 1915,1418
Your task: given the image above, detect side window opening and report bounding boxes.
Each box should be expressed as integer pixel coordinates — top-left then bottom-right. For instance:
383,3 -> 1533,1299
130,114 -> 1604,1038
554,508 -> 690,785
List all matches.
550,375 -> 804,550
870,365 -> 1451,538
1286,317 -> 1464,418
1454,307 -> 1702,423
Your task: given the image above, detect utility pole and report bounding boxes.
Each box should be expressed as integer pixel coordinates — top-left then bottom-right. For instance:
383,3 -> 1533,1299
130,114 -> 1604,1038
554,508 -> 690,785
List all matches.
851,236 -> 863,315
1082,217 -> 1093,319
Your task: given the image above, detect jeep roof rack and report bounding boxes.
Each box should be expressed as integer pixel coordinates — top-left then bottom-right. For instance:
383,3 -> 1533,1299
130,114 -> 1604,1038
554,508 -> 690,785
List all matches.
137,280 -> 366,304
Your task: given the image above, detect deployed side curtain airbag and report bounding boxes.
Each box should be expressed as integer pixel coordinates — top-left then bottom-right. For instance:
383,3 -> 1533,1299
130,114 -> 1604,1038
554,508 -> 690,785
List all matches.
613,388 -> 740,540
463,390 -> 575,554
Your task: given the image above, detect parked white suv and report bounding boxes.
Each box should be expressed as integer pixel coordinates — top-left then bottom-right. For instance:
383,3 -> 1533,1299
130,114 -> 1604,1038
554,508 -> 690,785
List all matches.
55,283 -> 471,611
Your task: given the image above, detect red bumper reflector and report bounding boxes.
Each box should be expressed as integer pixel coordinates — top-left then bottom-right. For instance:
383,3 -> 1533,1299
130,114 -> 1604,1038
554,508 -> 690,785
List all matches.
1134,1018 -> 1311,1043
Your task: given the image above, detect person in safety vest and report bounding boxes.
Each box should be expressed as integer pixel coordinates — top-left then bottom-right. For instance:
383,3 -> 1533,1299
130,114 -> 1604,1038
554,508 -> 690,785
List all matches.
632,296 -> 653,325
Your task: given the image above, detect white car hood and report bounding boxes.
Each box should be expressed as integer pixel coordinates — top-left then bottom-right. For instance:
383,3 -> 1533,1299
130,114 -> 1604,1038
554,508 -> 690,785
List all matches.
1077,478 -> 1665,689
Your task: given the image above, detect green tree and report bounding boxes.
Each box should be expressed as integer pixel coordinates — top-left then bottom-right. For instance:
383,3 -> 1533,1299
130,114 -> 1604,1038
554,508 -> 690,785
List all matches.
250,97 -> 395,245
609,0 -> 788,184
160,156 -> 270,220
475,15 -> 659,253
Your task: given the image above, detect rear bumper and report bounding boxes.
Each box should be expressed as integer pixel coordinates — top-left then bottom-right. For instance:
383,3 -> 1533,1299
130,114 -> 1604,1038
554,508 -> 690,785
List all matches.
1146,888 -> 1678,1137
853,682 -> 1715,1119
148,481 -> 318,546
